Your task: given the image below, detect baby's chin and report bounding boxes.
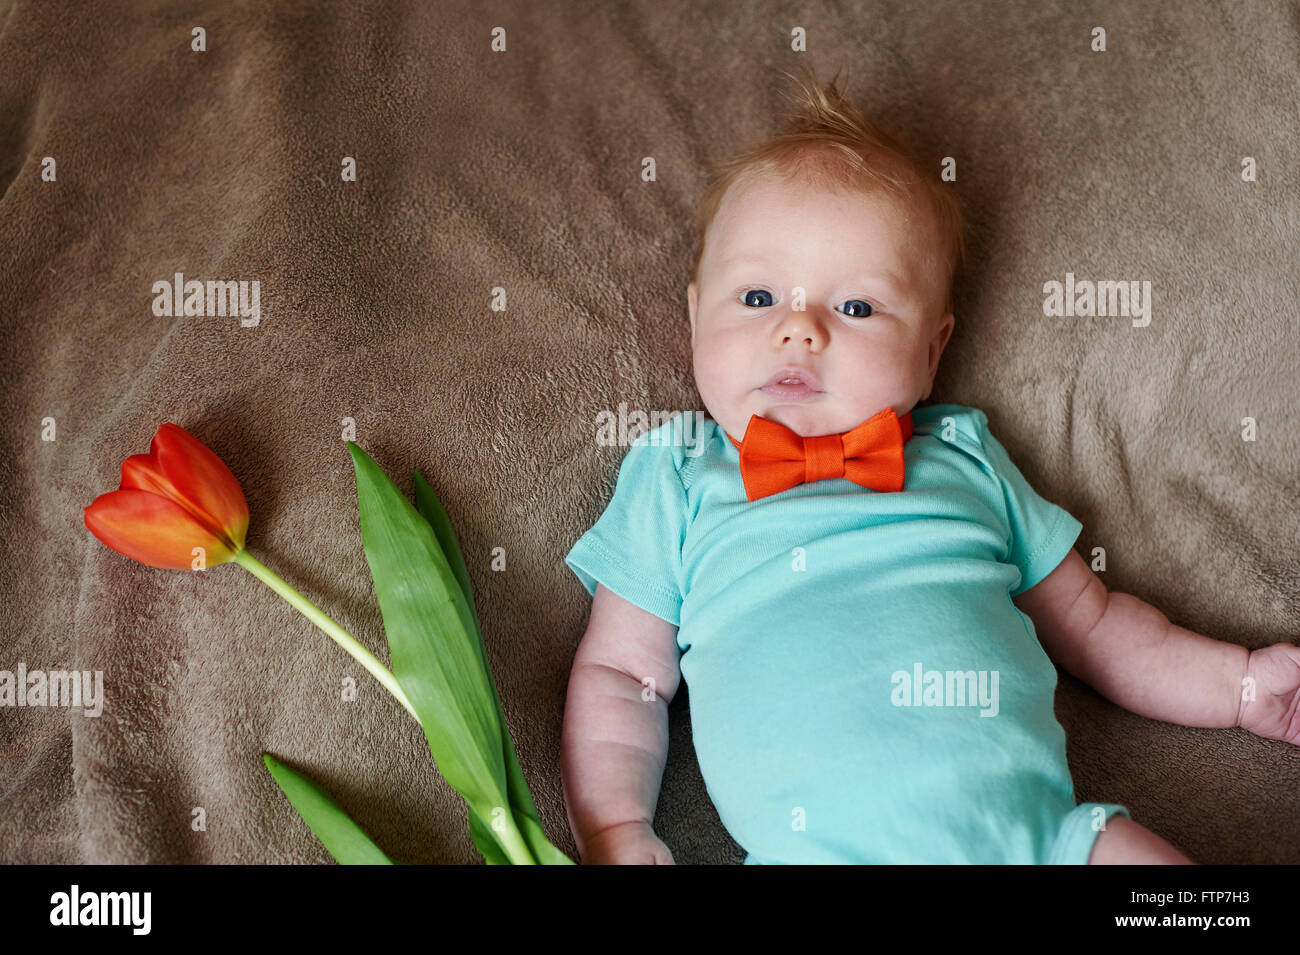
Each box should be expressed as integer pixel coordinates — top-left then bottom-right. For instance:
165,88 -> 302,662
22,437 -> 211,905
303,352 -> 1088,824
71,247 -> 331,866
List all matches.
760,405 -> 845,437
721,395 -> 912,440
729,398 -> 847,439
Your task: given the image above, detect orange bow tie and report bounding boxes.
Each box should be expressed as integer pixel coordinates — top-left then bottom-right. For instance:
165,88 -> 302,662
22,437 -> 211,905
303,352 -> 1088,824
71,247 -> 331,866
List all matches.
727,407 -> 913,501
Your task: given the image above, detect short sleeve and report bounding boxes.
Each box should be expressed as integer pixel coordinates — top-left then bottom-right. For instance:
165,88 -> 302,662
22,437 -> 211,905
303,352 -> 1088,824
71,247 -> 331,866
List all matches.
974,413 -> 1083,597
564,433 -> 689,626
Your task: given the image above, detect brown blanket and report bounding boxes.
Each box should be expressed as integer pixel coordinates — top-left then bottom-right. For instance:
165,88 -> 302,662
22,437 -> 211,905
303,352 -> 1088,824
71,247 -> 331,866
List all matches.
1,0 -> 1296,864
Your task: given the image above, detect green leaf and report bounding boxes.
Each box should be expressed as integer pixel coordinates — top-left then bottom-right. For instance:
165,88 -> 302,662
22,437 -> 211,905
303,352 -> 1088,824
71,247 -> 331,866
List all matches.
413,471 -> 476,617
413,470 -> 575,866
262,753 -> 394,864
347,442 -> 518,857
513,811 -> 576,865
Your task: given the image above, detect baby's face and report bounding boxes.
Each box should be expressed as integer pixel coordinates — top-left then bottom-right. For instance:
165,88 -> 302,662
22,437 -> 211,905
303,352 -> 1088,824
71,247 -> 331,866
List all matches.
688,169 -> 955,441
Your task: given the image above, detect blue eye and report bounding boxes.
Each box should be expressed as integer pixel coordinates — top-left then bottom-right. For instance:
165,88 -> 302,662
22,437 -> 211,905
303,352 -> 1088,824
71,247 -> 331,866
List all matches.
839,299 -> 875,318
741,289 -> 774,308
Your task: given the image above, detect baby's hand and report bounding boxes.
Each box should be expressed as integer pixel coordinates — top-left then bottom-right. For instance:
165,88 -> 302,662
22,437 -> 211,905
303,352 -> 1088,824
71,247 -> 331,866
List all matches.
1237,643 -> 1300,745
581,821 -> 676,865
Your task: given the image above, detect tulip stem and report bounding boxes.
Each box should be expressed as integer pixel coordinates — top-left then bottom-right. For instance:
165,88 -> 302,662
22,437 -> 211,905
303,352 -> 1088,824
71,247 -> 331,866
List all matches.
232,549 -> 420,723
474,802 -> 538,865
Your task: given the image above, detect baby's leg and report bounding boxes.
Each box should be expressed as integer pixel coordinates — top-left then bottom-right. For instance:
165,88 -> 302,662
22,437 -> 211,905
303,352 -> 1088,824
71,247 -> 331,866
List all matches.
1087,816 -> 1195,864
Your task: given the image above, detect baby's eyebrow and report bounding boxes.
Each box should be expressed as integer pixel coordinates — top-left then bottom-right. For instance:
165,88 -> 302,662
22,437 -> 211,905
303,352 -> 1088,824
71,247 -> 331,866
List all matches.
860,270 -> 911,297
720,252 -> 770,268
721,254 -> 913,297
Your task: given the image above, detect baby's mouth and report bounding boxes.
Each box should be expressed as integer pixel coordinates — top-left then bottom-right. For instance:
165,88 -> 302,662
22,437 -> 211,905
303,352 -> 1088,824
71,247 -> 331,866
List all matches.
756,365 -> 825,403
760,366 -> 825,392
759,379 -> 823,401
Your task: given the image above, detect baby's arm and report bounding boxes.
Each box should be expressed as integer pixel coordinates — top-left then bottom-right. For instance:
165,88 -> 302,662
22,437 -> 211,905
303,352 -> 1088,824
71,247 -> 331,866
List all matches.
561,583 -> 683,863
1013,549 -> 1300,744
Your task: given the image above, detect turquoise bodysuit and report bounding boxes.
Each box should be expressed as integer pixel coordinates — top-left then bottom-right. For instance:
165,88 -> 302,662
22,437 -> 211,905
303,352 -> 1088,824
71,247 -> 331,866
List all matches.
565,402 -> 1128,864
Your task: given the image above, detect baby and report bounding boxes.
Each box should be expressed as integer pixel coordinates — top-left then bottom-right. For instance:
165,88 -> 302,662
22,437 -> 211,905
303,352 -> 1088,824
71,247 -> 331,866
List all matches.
560,70 -> 1299,864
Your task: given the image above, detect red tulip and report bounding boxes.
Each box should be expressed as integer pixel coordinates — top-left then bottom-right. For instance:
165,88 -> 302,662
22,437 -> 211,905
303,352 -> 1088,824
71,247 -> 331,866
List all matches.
83,422 -> 420,721
84,423 -> 250,569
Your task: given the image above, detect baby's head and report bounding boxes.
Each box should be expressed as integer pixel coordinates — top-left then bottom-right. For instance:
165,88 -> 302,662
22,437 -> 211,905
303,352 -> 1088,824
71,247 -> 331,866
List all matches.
687,68 -> 965,441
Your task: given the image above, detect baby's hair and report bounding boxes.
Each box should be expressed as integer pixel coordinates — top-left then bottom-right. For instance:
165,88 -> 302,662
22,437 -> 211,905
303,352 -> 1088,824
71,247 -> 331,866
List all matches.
689,63 -> 965,317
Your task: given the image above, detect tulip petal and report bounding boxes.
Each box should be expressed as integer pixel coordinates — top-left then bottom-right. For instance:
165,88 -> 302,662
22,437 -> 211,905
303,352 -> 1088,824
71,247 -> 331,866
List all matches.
120,423 -> 248,553
84,488 -> 235,569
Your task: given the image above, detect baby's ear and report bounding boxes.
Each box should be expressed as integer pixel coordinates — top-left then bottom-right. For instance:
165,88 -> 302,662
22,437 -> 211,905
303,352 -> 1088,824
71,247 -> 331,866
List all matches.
687,281 -> 698,338
930,311 -> 955,365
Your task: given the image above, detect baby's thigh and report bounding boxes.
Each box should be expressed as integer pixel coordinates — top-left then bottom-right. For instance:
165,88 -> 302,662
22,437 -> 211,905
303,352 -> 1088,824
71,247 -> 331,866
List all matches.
1087,816 -> 1196,864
